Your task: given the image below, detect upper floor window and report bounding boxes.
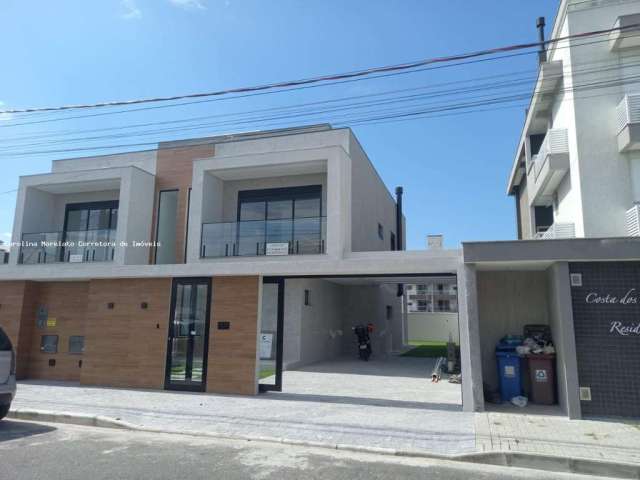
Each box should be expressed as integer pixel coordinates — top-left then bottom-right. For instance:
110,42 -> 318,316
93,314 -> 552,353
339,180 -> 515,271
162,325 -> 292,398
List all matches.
390,231 -> 396,251
378,223 -> 384,240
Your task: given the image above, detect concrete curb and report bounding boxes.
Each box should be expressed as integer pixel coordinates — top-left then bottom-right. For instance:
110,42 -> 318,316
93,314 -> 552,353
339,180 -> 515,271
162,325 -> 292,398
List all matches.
8,409 -> 640,479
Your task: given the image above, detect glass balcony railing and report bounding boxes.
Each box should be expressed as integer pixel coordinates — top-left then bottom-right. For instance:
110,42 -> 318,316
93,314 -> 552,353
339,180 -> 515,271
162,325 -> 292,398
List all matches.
201,217 -> 326,258
19,229 -> 117,265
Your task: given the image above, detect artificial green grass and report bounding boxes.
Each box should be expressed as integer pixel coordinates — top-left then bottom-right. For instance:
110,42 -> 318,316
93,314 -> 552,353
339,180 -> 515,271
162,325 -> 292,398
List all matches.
402,341 -> 448,358
259,367 -> 276,379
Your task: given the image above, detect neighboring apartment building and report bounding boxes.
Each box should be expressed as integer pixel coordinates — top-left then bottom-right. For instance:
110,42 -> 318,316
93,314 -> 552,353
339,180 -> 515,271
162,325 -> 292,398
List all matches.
507,0 -> 640,239
406,280 -> 458,313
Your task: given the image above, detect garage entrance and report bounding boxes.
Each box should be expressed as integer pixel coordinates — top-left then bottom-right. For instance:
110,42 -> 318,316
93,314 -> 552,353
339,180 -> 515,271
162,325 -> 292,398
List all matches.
258,274 -> 463,408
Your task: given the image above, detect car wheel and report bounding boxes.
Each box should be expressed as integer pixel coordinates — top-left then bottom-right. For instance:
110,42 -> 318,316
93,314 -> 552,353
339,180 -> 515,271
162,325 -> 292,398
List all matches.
0,404 -> 10,420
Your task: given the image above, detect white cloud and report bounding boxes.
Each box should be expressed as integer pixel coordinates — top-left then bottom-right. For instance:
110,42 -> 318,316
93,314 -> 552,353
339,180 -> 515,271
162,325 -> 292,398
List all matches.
168,0 -> 206,10
0,101 -> 13,122
121,0 -> 142,20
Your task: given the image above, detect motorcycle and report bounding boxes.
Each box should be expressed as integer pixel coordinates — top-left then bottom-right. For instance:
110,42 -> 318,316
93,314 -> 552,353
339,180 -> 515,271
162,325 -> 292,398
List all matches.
352,323 -> 373,361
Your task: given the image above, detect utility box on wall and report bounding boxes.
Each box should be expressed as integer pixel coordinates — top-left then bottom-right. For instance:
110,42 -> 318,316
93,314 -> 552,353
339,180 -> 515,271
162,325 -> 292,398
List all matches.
569,262 -> 640,417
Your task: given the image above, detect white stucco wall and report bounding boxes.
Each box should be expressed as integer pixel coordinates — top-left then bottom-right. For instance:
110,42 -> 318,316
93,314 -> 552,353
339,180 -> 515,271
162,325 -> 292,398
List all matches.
407,312 -> 460,344
52,150 -> 157,175
349,135 -> 400,252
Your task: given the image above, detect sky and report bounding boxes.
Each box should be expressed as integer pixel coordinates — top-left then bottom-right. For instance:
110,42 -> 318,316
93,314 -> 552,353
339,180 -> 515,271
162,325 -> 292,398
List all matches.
0,0 -> 560,250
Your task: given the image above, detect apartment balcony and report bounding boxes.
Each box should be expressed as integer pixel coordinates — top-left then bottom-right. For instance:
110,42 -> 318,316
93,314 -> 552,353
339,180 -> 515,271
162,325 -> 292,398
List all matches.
616,94 -> 640,151
626,205 -> 640,236
201,217 -> 326,258
534,222 -> 575,240
609,14 -> 640,51
19,229 -> 117,265
528,129 -> 570,206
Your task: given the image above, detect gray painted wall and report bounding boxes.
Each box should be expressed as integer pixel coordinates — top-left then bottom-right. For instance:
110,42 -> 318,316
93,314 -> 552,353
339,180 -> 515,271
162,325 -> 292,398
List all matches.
348,135 -> 400,253
477,270 -> 550,391
283,278 -> 343,369
340,284 -> 399,358
546,262 -> 581,418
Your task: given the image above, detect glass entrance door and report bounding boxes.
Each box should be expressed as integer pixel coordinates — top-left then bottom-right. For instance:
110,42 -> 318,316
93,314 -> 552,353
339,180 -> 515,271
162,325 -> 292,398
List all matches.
165,278 -> 212,391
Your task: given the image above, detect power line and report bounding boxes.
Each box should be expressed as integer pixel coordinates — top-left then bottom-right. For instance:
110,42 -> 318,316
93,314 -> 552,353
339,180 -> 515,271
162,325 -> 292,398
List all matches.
1,21 -> 639,116
4,44 -> 640,149
2,53 -> 638,152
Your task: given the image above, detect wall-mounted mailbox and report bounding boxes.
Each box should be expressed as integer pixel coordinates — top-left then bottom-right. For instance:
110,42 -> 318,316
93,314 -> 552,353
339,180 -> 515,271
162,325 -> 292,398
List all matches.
217,321 -> 230,330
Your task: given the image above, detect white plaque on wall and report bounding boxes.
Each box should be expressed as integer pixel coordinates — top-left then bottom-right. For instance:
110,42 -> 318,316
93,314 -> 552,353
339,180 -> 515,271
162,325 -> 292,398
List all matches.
260,333 -> 274,359
69,254 -> 84,263
265,243 -> 289,256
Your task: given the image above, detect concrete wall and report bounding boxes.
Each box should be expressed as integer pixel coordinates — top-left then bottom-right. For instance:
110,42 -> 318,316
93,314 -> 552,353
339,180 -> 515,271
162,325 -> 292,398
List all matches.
121,167 -> 155,265
340,284 -> 399,358
546,262 -> 581,418
283,278 -> 343,369
477,270 -> 550,391
407,312 -> 460,344
349,135 -> 400,252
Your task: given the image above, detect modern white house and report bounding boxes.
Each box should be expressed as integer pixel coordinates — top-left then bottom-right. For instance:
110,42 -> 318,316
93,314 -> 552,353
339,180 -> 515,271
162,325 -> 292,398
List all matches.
1,0 -> 640,422
507,0 -> 640,239
0,125 -> 473,408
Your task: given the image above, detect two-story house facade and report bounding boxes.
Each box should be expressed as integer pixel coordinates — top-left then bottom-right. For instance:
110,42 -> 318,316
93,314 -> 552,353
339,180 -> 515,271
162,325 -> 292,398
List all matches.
0,125 -> 477,406
507,0 -> 640,239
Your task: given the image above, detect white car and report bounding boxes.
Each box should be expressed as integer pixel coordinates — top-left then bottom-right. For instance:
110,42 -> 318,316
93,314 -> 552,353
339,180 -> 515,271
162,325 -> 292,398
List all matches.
0,326 -> 16,420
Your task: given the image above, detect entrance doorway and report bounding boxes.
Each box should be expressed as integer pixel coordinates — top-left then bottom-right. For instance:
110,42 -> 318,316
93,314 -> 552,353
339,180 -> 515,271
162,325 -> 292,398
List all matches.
165,278 -> 212,392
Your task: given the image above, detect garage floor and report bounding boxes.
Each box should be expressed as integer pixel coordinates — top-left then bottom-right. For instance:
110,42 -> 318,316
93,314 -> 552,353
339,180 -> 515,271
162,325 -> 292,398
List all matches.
277,355 -> 462,409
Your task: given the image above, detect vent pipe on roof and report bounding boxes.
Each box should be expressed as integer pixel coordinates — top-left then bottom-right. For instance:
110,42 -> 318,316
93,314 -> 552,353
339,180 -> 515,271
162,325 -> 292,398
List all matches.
537,17 -> 547,64
395,186 -> 404,297
395,186 -> 403,251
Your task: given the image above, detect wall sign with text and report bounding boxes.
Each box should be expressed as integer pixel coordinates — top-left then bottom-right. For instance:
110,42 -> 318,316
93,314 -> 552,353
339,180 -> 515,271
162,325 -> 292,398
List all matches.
569,261 -> 640,417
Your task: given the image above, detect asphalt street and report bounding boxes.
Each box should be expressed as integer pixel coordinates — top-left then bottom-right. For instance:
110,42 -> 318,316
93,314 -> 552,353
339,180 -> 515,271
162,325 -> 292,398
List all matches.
0,420 -> 612,480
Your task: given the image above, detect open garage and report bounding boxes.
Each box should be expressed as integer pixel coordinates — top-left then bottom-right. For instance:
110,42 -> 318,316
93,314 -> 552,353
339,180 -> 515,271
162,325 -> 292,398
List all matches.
258,275 -> 463,409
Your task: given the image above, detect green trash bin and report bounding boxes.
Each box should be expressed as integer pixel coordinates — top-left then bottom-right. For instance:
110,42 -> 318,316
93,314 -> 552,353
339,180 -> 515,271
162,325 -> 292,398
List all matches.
526,353 -> 556,405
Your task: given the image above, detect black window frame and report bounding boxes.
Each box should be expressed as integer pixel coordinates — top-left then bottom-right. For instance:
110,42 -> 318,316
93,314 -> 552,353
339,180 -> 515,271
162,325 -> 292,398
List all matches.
378,223 -> 384,240
236,185 -> 323,222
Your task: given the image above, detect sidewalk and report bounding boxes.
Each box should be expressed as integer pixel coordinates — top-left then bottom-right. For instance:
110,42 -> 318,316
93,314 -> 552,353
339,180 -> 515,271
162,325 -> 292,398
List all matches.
9,381 -> 640,467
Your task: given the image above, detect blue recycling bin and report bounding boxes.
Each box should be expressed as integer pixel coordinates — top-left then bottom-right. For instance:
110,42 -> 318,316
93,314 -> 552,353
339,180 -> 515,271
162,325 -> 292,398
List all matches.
496,351 -> 522,402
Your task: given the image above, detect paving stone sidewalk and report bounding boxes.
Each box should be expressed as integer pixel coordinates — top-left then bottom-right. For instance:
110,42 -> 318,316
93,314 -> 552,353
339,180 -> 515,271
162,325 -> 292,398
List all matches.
10,381 -> 640,465
10,381 -> 475,455
475,410 -> 640,465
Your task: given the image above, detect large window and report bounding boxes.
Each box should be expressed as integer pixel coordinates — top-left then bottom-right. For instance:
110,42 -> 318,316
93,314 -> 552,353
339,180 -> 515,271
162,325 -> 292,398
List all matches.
63,201 -> 118,262
155,190 -> 179,264
237,186 -> 323,255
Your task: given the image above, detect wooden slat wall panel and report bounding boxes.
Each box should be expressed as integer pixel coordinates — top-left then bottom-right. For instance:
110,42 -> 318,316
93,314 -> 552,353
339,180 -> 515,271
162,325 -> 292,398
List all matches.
25,282 -> 90,382
207,276 -> 259,395
81,278 -> 172,389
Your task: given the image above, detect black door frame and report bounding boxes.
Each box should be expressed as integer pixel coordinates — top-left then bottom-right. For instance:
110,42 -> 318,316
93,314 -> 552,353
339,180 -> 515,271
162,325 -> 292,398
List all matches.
165,277 -> 212,392
259,277 -> 285,392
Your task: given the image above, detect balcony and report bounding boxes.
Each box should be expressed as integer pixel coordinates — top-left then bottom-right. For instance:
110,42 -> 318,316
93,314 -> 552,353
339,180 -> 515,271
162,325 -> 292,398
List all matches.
626,205 -> 640,236
616,94 -> 640,151
201,217 -> 326,258
528,129 -> 570,206
609,14 -> 640,51
19,229 -> 117,265
534,222 -> 575,240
